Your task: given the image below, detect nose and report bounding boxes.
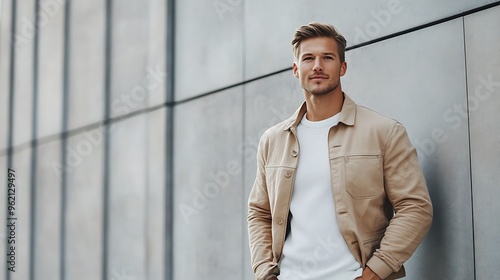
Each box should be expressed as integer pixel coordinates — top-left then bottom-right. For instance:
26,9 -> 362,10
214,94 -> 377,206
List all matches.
313,57 -> 323,72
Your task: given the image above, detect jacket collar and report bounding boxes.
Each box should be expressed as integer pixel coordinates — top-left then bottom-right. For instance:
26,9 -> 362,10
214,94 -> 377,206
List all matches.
283,92 -> 357,131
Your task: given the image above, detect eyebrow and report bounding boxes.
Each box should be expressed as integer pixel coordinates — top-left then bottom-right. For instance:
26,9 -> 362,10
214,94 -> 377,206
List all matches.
301,52 -> 337,58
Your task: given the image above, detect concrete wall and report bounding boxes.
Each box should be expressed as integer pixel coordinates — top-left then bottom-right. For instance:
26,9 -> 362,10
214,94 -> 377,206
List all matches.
1,0 -> 499,279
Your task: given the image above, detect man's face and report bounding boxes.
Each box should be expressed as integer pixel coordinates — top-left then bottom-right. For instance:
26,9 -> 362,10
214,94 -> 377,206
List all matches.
293,37 -> 347,96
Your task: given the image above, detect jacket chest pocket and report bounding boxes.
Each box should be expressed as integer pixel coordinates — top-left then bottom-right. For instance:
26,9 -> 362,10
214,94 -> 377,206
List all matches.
344,155 -> 383,199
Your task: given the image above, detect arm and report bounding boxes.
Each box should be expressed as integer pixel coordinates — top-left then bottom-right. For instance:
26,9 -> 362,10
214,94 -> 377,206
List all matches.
367,123 -> 433,279
247,134 -> 279,280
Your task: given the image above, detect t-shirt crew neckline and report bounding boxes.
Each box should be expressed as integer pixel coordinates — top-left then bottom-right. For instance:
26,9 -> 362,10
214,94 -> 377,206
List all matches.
301,112 -> 341,128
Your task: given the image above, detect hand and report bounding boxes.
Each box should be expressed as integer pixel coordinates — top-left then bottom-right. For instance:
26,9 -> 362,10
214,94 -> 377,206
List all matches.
355,266 -> 382,280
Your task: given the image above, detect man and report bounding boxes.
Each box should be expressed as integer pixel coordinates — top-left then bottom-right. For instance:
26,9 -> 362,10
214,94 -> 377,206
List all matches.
247,22 -> 433,280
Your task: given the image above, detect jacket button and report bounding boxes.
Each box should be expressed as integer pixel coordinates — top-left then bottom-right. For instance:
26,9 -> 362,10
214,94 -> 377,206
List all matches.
291,150 -> 298,157
285,171 -> 291,178
277,218 -> 284,225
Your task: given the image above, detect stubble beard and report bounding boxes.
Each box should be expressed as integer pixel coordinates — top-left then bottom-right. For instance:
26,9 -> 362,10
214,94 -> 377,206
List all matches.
303,80 -> 339,96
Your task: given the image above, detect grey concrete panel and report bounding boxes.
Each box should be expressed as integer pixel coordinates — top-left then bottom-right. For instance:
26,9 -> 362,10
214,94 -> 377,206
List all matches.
146,0 -> 167,108
173,87 -> 243,279
245,0 -> 498,80
64,128 -> 105,280
37,0 -> 65,139
67,0 -> 105,130
108,114 -> 148,279
109,1 -> 150,119
12,0 -> 35,147
243,72 -> 304,279
147,108 -> 166,280
10,148 -> 32,280
174,0 -> 243,101
34,140 -> 61,280
0,0 -> 12,152
343,19 -> 472,279
465,6 -> 500,279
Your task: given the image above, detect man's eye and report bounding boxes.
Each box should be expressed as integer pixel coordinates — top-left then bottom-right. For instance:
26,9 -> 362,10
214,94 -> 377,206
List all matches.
303,57 -> 313,61
324,56 -> 333,60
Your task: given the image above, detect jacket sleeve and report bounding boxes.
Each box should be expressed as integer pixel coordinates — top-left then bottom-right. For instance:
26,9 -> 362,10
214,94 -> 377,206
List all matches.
367,123 -> 433,279
247,133 -> 280,280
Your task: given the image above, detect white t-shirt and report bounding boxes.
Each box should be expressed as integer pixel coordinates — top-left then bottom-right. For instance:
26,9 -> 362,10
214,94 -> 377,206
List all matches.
278,112 -> 362,280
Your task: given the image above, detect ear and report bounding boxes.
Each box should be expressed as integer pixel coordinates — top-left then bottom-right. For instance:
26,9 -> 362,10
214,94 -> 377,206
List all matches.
292,61 -> 299,78
340,61 -> 347,77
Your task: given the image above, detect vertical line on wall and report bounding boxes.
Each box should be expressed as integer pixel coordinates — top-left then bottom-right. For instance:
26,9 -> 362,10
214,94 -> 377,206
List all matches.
241,0 -> 246,81
60,0 -> 71,279
144,108 -> 150,280
144,10 -> 152,274
102,0 -> 113,279
29,0 -> 41,279
241,0 -> 247,278
6,0 -> 17,279
144,71 -> 150,280
165,0 -> 175,279
461,16 -> 476,280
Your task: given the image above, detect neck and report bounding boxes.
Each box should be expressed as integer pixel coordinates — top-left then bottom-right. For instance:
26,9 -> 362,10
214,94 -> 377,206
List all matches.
304,90 -> 344,121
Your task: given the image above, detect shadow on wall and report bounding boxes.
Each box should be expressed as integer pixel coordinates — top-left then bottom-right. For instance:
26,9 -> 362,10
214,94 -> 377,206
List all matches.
414,159 -> 470,279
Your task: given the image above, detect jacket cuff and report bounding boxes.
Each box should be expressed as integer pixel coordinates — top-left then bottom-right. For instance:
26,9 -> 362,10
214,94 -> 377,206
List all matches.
367,256 -> 394,279
254,262 -> 280,280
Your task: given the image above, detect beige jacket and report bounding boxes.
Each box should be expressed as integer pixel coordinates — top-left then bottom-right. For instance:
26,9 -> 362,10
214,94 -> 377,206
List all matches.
247,94 -> 433,280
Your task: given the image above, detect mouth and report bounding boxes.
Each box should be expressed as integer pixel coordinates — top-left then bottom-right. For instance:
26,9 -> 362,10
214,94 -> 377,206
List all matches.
310,76 -> 328,80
